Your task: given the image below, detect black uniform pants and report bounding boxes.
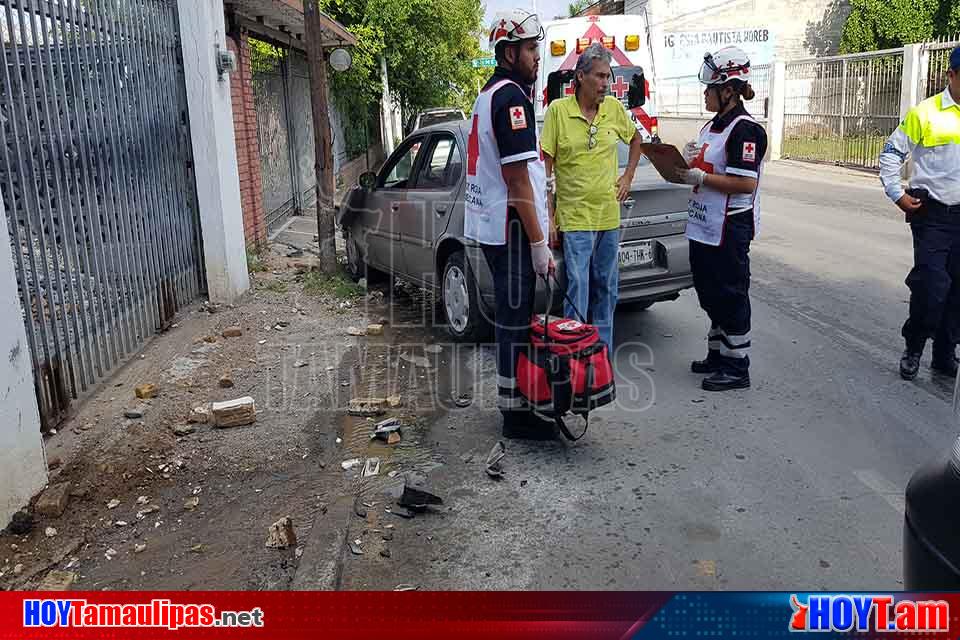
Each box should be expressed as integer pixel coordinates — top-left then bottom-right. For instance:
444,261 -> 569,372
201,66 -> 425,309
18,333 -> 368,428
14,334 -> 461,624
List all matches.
902,204 -> 960,360
481,212 -> 537,421
689,211 -> 754,375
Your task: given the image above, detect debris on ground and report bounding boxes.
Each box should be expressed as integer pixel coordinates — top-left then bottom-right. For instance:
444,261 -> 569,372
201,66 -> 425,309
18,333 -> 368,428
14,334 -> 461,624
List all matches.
44,526 -> 58,538
386,395 -> 403,409
386,506 -> 415,519
203,335 -> 218,343
218,374 -> 235,388
135,384 -> 158,399
172,424 -> 195,437
362,457 -> 381,478
37,570 -> 77,591
35,482 -> 71,518
394,584 -> 418,591
46,456 -> 62,470
382,530 -> 394,541
124,409 -> 144,419
137,495 -> 149,505
387,432 -> 401,445
293,360 -> 308,368
340,458 -> 362,471
191,544 -> 205,553
104,548 -> 118,561
380,549 -> 391,558
398,485 -> 443,512
188,406 -> 211,424
134,544 -> 147,554
211,396 -> 256,428
366,324 -> 384,336
485,441 -> 506,479
183,497 -> 200,511
107,499 -> 121,510
353,499 -> 368,518
349,539 -> 364,555
347,326 -> 367,337
222,326 -> 243,338
348,398 -> 385,416
400,354 -> 431,369
372,418 -> 401,442
265,517 -> 297,549
7,511 -> 33,535
13,564 -> 23,575
136,505 -> 160,520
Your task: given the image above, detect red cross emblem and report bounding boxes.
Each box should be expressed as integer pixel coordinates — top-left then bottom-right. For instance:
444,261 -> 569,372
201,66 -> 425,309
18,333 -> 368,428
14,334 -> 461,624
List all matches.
610,75 -> 629,99
512,107 -> 523,119
563,82 -> 575,96
745,143 -> 754,154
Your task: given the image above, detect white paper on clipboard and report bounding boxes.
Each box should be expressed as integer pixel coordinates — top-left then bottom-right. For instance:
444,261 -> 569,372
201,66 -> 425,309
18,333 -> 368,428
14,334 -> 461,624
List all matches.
638,143 -> 689,184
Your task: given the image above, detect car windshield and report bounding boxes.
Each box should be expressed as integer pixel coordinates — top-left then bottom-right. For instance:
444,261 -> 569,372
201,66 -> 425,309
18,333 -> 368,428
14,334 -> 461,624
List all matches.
419,111 -> 465,128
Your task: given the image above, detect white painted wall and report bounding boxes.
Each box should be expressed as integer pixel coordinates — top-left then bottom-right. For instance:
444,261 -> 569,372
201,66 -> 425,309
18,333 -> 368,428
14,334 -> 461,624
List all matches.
0,195 -> 48,527
178,0 -> 250,302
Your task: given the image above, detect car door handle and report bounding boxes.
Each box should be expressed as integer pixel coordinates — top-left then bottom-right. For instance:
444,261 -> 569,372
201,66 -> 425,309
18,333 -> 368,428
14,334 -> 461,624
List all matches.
390,203 -> 400,212
435,204 -> 448,215
623,199 -> 635,209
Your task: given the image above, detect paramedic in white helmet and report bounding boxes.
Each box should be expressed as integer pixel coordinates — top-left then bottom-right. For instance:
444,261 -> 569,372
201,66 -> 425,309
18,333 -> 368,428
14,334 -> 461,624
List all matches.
676,46 -> 767,392
465,9 -> 556,440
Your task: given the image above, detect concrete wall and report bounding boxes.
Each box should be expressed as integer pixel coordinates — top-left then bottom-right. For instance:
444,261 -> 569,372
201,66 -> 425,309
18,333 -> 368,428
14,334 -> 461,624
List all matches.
0,196 -> 48,527
627,0 -> 851,73
178,0 -> 251,302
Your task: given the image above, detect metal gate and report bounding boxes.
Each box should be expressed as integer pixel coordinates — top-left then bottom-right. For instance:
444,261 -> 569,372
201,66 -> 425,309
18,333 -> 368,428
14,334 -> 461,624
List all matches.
250,40 -> 316,233
0,0 -> 203,429
782,49 -> 904,170
919,36 -> 960,100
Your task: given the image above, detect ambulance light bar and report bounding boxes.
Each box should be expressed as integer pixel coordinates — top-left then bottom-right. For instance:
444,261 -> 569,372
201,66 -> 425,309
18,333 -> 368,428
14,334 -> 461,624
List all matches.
551,40 -> 566,56
601,36 -> 614,49
624,34 -> 640,51
576,37 -> 591,53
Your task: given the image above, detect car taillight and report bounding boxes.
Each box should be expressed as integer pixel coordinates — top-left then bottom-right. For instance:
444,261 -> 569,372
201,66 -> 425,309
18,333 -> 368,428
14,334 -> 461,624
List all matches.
576,38 -> 591,53
551,40 -> 566,56
601,36 -> 614,49
624,34 -> 640,51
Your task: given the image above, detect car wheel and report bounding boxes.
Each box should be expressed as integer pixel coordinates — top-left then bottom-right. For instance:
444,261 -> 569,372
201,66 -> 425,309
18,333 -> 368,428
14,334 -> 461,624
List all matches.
441,251 -> 490,342
344,225 -> 390,284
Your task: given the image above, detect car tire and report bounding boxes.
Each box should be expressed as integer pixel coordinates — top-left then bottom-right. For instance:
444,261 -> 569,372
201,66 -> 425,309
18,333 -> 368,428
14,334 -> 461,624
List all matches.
441,250 -> 490,342
344,225 -> 390,284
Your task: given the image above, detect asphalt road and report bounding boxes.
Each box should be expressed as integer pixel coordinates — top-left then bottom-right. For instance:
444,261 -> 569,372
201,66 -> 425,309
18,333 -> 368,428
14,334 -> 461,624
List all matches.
337,161 -> 958,590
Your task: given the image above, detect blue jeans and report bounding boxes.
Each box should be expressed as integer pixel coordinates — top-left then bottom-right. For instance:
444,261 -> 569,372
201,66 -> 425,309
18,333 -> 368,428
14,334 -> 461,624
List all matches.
562,229 -> 621,352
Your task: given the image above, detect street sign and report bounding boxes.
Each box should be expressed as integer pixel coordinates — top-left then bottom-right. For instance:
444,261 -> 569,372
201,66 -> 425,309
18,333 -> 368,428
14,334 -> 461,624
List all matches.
471,57 -> 497,68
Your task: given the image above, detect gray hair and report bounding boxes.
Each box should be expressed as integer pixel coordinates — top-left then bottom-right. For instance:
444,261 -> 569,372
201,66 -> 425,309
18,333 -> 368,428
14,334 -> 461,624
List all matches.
573,42 -> 613,93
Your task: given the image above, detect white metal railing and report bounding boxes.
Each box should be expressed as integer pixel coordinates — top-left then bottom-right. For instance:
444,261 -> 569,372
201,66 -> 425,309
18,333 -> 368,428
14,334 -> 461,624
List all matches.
919,35 -> 960,99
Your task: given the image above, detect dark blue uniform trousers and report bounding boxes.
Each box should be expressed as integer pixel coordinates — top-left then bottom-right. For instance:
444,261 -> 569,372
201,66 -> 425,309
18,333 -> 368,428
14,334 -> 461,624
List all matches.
903,207 -> 960,360
689,211 -> 754,375
481,213 -> 537,421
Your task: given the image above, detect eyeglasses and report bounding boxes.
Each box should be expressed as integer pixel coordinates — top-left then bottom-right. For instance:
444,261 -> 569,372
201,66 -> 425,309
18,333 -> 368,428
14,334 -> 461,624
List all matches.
588,124 -> 598,149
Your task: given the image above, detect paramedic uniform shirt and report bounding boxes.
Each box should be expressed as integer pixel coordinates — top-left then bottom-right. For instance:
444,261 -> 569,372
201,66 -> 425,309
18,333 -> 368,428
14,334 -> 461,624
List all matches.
710,102 -> 767,213
487,67 -> 539,169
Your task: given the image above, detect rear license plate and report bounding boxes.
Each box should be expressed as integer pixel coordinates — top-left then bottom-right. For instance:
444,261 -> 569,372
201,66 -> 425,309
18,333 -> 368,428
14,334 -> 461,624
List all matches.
618,241 -> 654,269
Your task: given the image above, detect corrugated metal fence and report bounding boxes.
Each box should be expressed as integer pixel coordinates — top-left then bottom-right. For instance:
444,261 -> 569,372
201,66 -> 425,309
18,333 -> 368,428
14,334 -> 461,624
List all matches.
0,0 -> 203,429
782,49 -> 904,169
250,40 -> 316,234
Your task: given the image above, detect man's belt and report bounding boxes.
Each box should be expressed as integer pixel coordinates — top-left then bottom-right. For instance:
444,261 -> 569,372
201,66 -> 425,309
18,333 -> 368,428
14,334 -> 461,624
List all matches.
924,198 -> 960,215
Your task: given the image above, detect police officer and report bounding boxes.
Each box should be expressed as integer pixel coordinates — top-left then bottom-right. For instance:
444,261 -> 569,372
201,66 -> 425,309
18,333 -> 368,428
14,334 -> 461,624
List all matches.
880,47 -> 960,381
677,47 -> 767,392
465,9 -> 555,439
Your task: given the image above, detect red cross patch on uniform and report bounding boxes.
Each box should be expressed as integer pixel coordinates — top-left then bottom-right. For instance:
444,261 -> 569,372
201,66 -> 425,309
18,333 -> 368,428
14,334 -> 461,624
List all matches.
509,106 -> 527,131
742,141 -> 756,162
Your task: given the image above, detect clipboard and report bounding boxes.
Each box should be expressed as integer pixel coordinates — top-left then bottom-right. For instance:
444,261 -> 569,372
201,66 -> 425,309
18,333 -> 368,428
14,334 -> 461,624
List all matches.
638,143 -> 689,184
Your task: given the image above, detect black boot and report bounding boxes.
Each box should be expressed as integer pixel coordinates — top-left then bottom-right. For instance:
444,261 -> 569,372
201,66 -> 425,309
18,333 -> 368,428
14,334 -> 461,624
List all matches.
931,355 -> 959,377
691,355 -> 722,374
702,370 -> 751,391
900,350 -> 922,380
502,411 -> 557,441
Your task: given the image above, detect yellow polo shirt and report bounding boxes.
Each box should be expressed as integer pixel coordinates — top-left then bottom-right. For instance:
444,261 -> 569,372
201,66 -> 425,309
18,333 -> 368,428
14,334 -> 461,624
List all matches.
540,95 -> 637,231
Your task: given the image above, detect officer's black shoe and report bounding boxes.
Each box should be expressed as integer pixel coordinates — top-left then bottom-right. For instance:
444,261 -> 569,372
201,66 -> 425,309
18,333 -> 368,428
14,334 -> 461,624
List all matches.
701,371 -> 750,391
691,357 -> 722,374
502,412 -> 557,441
931,355 -> 959,377
900,350 -> 922,380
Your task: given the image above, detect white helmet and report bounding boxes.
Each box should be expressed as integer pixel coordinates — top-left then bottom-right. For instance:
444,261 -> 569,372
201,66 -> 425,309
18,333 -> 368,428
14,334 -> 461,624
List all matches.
488,9 -> 544,49
699,46 -> 751,85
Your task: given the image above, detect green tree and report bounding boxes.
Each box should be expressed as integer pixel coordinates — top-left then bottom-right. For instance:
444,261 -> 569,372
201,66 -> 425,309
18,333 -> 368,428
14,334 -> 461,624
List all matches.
320,0 -> 487,124
839,0 -> 960,53
568,0 -> 591,17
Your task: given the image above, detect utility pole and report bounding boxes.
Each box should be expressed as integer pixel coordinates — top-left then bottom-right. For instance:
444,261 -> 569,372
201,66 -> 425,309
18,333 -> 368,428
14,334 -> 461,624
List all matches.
304,0 -> 337,275
380,56 -> 394,154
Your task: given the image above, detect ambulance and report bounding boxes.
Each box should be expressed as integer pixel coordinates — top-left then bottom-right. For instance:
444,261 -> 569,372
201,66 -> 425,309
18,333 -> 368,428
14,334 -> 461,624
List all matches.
536,13 -> 659,143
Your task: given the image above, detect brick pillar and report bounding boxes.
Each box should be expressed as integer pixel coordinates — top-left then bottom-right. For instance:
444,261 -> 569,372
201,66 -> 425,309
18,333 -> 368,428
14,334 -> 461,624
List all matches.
227,31 -> 266,249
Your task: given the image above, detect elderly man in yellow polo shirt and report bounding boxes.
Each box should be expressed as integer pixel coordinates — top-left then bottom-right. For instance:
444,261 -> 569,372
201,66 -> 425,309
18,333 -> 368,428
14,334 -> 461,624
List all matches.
541,42 -> 644,352
880,46 -> 960,381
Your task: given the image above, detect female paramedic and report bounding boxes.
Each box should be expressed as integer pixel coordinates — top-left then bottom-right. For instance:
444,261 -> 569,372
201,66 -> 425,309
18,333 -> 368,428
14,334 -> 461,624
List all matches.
677,46 -> 767,392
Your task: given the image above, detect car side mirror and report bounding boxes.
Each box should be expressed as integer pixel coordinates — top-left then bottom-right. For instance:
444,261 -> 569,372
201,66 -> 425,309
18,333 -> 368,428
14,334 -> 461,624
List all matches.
359,171 -> 377,190
628,70 -> 646,109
